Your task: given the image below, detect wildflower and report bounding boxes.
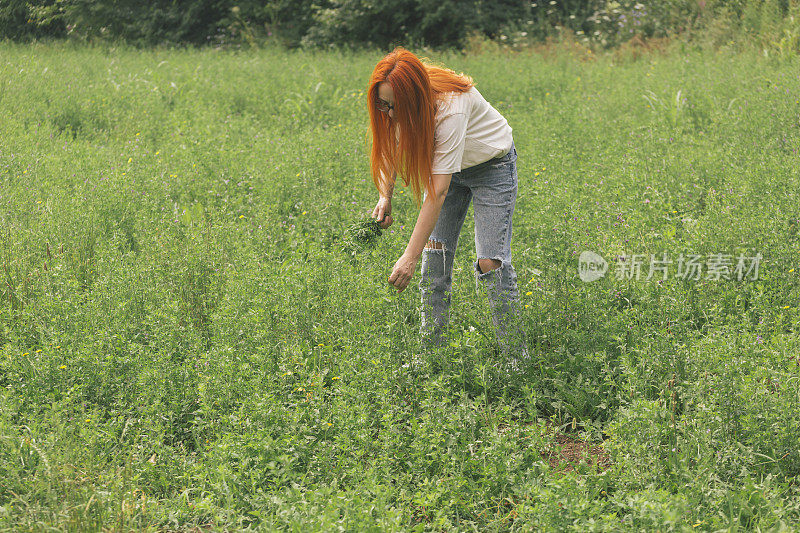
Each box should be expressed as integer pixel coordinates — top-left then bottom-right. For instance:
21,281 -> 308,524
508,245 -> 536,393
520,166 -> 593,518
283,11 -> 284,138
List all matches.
332,376 -> 340,380
239,215 -> 244,219
59,365 -> 66,369
790,268 -> 795,272
783,305 -> 790,309
22,353 -> 29,356
526,291 -> 533,296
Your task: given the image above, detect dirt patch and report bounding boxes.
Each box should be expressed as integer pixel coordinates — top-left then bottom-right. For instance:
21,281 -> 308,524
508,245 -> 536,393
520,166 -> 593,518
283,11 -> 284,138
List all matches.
545,431 -> 612,472
536,420 -> 612,473
501,419 -> 613,472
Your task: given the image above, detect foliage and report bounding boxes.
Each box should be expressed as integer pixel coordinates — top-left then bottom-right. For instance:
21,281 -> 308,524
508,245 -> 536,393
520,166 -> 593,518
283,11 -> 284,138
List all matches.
1,42 -> 800,530
3,0 -> 800,51
23,0 -> 232,46
341,217 -> 383,258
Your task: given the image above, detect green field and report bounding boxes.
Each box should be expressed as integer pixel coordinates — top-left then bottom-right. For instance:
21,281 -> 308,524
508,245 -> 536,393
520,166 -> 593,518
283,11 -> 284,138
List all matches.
1,41 -> 800,531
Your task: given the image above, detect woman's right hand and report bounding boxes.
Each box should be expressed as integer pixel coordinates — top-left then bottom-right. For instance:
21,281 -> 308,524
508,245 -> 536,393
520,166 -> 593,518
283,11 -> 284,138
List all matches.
372,196 -> 393,229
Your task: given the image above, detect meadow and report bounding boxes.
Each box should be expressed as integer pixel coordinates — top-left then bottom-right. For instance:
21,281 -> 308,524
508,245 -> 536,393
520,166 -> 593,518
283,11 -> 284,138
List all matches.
1,40 -> 799,531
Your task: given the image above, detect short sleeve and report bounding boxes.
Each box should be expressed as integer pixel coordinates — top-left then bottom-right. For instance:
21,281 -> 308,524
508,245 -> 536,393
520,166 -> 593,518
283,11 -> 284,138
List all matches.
431,112 -> 467,174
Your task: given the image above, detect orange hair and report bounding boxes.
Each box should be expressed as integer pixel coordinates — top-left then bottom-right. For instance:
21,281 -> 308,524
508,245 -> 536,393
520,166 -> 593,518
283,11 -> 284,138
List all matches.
367,47 -> 473,204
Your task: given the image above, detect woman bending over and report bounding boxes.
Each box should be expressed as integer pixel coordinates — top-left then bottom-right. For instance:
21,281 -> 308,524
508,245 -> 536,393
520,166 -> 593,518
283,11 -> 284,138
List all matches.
367,47 -> 528,368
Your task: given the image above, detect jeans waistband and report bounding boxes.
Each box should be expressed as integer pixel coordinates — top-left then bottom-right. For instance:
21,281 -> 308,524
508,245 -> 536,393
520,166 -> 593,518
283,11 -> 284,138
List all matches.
458,141 -> 515,175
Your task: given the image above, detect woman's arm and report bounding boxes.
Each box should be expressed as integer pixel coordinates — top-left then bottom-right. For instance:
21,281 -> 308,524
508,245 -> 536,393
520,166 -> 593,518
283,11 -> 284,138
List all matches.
382,173 -> 396,199
388,172 -> 452,292
372,172 -> 396,228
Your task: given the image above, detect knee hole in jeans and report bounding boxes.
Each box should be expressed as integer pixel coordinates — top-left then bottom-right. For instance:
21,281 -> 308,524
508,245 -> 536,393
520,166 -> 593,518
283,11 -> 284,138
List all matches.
477,258 -> 502,274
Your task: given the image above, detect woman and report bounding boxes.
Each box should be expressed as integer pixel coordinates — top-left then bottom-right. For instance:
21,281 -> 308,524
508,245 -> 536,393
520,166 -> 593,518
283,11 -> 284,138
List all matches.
367,47 -> 528,368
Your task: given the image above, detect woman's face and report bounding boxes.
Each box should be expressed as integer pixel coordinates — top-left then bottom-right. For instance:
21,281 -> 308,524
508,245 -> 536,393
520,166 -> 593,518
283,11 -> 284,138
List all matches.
377,82 -> 395,121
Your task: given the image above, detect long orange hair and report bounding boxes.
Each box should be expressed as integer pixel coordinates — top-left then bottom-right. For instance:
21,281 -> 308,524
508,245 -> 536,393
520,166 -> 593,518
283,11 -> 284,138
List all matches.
368,47 -> 473,204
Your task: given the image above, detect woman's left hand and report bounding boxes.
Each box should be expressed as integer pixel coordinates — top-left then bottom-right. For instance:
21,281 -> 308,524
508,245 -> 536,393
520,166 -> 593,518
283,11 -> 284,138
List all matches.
388,253 -> 418,292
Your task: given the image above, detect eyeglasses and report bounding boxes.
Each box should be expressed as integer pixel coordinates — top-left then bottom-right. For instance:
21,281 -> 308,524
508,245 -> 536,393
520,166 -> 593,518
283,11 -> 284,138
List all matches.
375,99 -> 394,113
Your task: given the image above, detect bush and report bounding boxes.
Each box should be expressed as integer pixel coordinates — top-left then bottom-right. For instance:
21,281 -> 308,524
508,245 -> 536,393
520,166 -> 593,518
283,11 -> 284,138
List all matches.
3,0 -> 800,50
302,0 -> 573,49
301,0 -> 421,49
0,0 -> 64,41
24,0 -> 231,46
223,0 -> 317,47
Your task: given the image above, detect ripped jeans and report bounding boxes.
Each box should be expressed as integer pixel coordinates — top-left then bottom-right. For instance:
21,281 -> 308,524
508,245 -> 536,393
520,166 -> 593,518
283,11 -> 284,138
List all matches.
420,142 -> 527,357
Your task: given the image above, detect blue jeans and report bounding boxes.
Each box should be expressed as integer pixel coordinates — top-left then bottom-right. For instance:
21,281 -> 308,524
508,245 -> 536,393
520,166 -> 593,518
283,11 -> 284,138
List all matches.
420,143 -> 528,358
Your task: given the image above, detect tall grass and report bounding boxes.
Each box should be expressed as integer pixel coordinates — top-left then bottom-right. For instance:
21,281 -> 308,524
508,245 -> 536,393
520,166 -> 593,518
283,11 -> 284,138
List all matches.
0,41 -> 799,530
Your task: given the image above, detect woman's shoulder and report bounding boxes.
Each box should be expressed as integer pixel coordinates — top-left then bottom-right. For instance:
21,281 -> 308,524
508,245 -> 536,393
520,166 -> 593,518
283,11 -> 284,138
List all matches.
435,88 -> 475,118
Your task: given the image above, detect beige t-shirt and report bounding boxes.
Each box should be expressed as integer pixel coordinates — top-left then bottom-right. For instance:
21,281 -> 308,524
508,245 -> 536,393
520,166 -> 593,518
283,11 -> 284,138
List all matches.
431,86 -> 513,174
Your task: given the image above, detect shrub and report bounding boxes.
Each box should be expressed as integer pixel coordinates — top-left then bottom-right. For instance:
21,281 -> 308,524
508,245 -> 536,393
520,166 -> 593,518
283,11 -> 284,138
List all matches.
0,0 -> 64,40
25,0 -> 230,46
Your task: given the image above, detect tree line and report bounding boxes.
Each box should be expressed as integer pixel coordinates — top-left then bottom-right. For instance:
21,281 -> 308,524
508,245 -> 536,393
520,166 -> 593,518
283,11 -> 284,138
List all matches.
0,0 -> 796,49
